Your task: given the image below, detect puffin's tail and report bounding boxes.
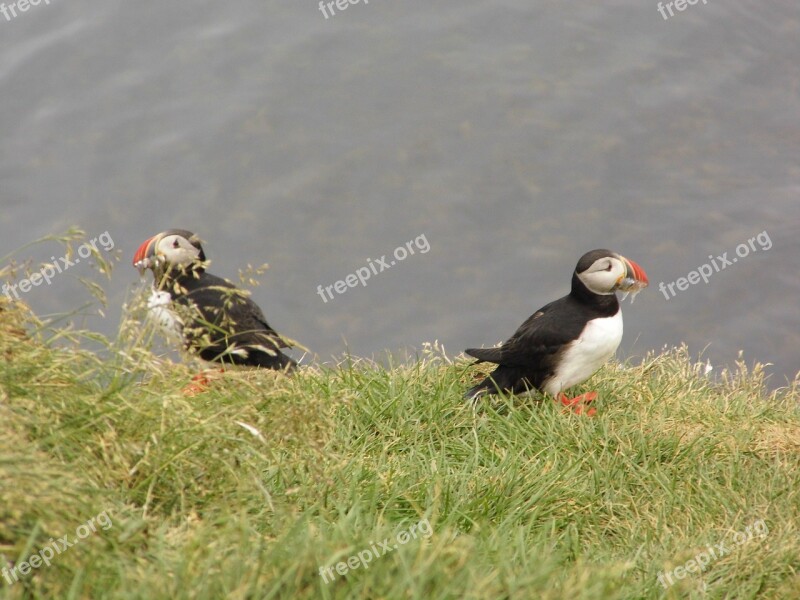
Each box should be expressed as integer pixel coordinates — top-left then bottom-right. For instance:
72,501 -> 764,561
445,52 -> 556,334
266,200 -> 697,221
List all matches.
464,377 -> 493,401
251,348 -> 297,372
464,347 -> 504,401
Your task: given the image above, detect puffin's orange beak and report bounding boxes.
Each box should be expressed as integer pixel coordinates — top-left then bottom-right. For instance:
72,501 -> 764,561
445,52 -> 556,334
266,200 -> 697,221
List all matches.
132,235 -> 159,275
621,256 -> 649,287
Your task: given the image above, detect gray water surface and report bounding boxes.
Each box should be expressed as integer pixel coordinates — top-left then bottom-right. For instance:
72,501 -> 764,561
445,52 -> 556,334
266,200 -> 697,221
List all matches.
2,1 -> 799,384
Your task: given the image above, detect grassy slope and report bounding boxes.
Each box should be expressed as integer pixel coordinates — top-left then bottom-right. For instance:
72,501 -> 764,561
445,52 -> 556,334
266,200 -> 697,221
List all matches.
1,297 -> 799,600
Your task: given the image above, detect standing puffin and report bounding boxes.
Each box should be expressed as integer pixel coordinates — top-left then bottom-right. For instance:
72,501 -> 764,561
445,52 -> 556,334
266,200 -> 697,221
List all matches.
465,249 -> 648,414
132,229 -> 296,371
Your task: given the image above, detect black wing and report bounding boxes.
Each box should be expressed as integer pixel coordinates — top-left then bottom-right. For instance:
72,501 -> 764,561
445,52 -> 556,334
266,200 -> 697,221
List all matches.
464,295 -> 588,397
172,272 -> 296,370
466,296 -> 582,366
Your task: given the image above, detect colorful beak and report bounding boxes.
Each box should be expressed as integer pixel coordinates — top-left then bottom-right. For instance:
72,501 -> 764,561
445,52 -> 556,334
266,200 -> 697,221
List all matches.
618,255 -> 649,290
132,235 -> 159,275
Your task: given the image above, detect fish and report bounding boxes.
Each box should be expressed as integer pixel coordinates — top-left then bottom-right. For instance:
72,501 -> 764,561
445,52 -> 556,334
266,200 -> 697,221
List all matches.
618,277 -> 648,304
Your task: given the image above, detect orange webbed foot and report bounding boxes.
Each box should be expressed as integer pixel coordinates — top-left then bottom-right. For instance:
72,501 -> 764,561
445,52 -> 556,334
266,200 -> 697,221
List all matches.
182,368 -> 225,396
556,391 -> 598,416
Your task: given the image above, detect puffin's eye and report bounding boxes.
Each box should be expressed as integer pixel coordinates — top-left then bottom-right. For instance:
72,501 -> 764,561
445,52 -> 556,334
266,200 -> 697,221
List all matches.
605,263 -> 613,271
173,239 -> 180,248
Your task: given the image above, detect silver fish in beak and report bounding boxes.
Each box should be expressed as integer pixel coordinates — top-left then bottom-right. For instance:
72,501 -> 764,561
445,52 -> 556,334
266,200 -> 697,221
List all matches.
616,256 -> 649,303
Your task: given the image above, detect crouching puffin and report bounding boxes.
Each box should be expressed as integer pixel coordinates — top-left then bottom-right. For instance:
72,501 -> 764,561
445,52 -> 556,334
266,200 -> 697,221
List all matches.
464,249 -> 648,415
132,229 -> 296,371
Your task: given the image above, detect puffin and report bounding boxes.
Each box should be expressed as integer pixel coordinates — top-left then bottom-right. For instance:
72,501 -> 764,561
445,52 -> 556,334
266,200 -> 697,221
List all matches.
132,229 -> 296,371
464,249 -> 648,414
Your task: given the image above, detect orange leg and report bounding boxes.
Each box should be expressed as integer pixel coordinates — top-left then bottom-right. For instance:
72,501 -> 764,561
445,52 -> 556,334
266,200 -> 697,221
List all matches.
556,391 -> 598,416
182,368 -> 225,396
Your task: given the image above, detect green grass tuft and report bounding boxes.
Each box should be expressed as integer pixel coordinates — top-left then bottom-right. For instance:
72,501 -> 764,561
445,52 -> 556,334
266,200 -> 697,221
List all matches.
1,293 -> 799,599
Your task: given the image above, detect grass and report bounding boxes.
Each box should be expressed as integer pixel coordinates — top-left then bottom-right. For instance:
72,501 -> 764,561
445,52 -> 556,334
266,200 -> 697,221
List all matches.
1,271 -> 800,598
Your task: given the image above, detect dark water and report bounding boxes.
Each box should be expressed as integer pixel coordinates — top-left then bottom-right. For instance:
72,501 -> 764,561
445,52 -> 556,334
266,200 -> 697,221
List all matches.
2,1 -> 799,385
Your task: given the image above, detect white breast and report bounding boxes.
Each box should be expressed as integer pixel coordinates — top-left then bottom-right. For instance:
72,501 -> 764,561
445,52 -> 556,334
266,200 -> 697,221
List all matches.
543,310 -> 623,395
146,289 -> 184,340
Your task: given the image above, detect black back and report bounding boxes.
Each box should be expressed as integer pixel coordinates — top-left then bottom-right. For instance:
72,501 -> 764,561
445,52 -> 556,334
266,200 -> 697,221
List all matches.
165,270 -> 295,370
464,270 -> 619,397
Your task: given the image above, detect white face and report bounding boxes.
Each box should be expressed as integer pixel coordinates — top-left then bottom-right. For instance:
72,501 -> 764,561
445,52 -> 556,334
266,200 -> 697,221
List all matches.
154,233 -> 203,269
576,255 -> 627,295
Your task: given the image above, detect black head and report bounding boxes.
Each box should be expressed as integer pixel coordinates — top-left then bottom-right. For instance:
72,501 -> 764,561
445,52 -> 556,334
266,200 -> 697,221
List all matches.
572,249 -> 649,297
132,229 -> 207,277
